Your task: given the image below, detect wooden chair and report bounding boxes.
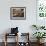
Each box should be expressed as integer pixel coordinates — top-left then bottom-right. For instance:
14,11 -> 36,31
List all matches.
19,33 -> 30,46
4,33 -> 18,46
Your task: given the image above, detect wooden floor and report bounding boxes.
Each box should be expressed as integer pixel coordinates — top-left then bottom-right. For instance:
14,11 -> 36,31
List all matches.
0,42 -> 46,46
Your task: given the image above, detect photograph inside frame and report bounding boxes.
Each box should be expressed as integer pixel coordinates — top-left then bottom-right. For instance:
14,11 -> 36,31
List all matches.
13,8 -> 24,17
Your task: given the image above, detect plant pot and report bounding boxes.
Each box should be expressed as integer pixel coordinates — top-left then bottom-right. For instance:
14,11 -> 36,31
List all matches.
37,39 -> 45,44
37,39 -> 40,43
40,39 -> 45,43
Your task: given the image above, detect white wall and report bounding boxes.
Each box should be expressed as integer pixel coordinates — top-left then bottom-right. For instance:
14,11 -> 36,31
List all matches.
0,0 -> 36,42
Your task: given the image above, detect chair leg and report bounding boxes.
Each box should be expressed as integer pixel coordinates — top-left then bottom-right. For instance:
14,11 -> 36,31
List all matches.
4,41 -> 7,46
4,33 -> 7,46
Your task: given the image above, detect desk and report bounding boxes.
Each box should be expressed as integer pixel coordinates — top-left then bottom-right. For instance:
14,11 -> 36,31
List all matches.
4,33 -> 18,46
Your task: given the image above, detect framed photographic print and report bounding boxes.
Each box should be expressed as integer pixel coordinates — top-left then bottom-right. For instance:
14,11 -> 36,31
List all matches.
10,7 -> 26,20
36,0 -> 46,26
37,0 -> 46,18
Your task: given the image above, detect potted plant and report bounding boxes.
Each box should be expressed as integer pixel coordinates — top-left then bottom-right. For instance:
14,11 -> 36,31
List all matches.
33,32 -> 46,43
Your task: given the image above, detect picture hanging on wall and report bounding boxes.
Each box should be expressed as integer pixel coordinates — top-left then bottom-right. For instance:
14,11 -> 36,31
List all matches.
10,7 -> 26,20
37,0 -> 46,18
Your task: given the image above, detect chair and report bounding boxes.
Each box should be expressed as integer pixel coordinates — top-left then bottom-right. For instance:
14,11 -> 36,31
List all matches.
18,33 -> 30,46
4,27 -> 19,46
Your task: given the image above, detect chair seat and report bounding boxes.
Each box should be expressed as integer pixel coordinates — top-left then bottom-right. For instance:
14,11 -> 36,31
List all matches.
6,33 -> 17,36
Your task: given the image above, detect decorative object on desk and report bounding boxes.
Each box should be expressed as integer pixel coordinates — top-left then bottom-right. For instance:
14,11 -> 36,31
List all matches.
11,27 -> 18,34
10,7 -> 26,20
